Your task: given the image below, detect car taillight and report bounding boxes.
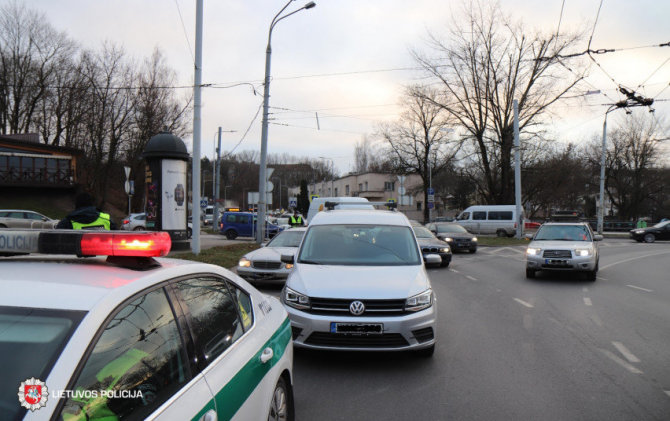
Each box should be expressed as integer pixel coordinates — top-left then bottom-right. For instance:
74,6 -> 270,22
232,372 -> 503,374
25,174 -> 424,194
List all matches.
122,219 -> 130,224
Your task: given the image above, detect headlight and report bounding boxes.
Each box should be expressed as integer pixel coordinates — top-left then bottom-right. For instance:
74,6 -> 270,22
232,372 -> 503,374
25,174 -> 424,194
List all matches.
575,248 -> 592,257
443,237 -> 453,242
283,287 -> 310,310
526,247 -> 541,256
238,257 -> 251,268
405,289 -> 433,312
472,237 -> 478,242
439,247 -> 450,253
634,230 -> 645,234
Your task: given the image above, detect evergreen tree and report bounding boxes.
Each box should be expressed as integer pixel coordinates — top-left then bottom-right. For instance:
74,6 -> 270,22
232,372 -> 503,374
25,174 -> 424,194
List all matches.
297,179 -> 310,215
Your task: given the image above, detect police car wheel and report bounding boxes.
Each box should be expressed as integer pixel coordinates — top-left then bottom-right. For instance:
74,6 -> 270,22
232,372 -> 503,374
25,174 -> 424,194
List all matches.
268,377 -> 292,421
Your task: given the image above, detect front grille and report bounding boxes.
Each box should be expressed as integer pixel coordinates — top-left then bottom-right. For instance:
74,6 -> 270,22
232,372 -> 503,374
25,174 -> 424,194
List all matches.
308,298 -> 407,316
422,246 -> 440,253
543,250 -> 572,258
412,327 -> 434,343
252,261 -> 281,270
305,332 -> 409,348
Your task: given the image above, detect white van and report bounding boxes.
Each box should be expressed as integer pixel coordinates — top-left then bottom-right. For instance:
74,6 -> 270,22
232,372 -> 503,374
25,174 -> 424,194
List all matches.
305,197 -> 372,224
455,205 -> 523,237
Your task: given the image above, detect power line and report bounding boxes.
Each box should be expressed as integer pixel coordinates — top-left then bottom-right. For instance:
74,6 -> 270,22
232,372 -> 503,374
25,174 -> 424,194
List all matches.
225,101 -> 263,157
587,0 -> 605,52
173,0 -> 195,65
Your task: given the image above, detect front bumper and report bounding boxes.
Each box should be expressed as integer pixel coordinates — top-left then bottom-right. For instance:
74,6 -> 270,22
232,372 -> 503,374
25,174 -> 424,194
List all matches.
237,266 -> 289,282
285,304 -> 437,352
526,254 -> 597,271
447,240 -> 477,251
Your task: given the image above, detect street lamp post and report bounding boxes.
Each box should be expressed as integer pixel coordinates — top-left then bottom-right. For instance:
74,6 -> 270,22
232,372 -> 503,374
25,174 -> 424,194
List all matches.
318,156 -> 334,195
598,105 -> 618,234
257,0 -> 316,243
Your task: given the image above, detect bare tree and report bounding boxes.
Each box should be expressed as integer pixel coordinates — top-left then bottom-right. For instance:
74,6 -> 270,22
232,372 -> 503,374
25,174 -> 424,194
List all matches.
412,0 -> 584,204
377,85 -> 460,223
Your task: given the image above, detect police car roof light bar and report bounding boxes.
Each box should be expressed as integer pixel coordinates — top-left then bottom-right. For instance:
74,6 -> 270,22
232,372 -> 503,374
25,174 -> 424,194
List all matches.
0,230 -> 172,258
323,201 -> 397,211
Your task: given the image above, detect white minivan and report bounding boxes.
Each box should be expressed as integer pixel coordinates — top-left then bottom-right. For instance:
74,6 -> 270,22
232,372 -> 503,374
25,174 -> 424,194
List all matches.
455,205 -> 523,237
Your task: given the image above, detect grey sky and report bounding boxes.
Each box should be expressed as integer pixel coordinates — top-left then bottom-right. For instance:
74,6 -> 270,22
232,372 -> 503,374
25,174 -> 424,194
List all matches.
20,0 -> 670,172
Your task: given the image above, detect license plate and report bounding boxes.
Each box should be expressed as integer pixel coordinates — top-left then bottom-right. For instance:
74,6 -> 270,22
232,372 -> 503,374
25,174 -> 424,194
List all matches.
330,322 -> 383,335
545,259 -> 569,265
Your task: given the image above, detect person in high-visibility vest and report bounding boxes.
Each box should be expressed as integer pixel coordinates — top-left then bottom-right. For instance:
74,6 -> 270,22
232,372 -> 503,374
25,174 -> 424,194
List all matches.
289,210 -> 304,227
57,192 -> 116,230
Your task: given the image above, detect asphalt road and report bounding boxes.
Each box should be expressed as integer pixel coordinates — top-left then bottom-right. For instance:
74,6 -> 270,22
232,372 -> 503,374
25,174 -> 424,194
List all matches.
256,238 -> 670,421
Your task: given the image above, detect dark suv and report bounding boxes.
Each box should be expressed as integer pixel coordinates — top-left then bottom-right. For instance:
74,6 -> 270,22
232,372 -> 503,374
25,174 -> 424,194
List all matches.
219,211 -> 281,240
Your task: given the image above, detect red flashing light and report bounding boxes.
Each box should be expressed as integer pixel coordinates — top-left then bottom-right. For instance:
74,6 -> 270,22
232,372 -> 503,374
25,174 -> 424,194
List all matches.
80,232 -> 172,257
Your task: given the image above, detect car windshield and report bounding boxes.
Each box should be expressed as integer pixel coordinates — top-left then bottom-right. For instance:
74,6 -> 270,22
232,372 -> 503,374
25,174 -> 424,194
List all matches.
652,220 -> 670,228
0,306 -> 85,419
298,224 -> 422,266
413,227 -> 435,239
437,224 -> 468,234
534,225 -> 592,241
266,230 -> 305,247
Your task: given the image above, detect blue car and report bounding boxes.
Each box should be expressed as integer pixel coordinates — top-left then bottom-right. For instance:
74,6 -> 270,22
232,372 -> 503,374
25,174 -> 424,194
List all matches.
220,211 -> 281,240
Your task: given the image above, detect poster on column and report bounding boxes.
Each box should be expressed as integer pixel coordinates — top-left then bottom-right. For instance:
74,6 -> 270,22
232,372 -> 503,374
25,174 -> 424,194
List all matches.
162,159 -> 187,231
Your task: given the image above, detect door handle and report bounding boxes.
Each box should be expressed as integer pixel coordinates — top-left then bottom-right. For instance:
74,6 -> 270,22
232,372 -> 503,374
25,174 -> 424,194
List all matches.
260,347 -> 274,364
200,409 -> 217,421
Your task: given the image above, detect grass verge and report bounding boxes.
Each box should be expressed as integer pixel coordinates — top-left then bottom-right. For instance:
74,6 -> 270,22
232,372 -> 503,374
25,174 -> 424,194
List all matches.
476,236 -> 530,247
171,243 -> 260,268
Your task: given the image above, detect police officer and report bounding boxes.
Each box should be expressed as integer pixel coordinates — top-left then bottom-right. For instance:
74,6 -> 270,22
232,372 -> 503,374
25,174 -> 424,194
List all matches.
289,209 -> 304,227
57,192 -> 115,230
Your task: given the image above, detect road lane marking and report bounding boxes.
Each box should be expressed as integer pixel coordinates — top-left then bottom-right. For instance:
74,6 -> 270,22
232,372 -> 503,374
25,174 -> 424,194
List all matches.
583,297 -> 593,306
612,342 -> 641,363
600,349 -> 643,374
583,287 -> 589,292
665,391 -> 670,398
601,250 -> 670,270
450,269 -> 460,273
626,285 -> 653,293
514,298 -> 534,308
466,275 -> 478,281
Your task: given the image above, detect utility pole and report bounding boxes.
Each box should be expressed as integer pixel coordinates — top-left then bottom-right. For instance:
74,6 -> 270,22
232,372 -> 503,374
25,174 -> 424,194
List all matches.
191,0 -> 203,254
513,99 -> 522,239
214,127 -> 222,230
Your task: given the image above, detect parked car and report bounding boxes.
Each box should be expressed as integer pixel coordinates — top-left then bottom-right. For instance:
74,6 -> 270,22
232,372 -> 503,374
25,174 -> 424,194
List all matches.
629,220 -> 670,243
0,209 -> 58,229
454,205 -> 523,237
0,229 -> 293,421
121,212 -> 146,230
220,211 -> 281,240
122,212 -> 192,238
413,226 -> 452,267
426,222 -> 478,253
237,227 -> 307,282
280,208 -> 439,357
525,222 -> 602,281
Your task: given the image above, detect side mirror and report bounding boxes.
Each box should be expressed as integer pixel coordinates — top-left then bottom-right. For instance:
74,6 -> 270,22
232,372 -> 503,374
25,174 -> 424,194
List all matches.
593,234 -> 603,241
424,254 -> 442,266
280,254 -> 294,264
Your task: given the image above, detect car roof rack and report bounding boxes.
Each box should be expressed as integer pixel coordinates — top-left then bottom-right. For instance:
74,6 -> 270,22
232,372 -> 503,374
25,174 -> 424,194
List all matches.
0,230 -> 172,270
323,201 -> 397,211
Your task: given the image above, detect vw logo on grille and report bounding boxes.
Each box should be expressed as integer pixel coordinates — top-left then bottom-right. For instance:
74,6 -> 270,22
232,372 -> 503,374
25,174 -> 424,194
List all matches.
349,300 -> 365,316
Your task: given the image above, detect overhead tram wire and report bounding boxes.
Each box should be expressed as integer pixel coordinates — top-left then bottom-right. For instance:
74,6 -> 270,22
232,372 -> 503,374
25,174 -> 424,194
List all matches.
173,0 -> 195,64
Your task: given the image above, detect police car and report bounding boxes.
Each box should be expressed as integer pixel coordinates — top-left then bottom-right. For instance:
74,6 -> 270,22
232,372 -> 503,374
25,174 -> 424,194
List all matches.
0,230 -> 293,420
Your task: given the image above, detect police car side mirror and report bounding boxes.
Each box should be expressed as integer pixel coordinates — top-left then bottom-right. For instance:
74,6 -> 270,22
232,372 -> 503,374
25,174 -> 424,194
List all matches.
280,254 -> 294,264
593,234 -> 603,241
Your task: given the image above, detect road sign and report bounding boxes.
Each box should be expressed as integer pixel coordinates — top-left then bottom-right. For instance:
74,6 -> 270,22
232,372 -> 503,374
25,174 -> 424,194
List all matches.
310,194 -> 319,202
428,202 -> 434,209
427,187 -> 435,195
289,197 -> 297,208
398,186 -> 406,195
200,198 -> 208,208
387,198 -> 396,204
428,194 -> 435,202
266,180 -> 274,192
124,181 -> 130,195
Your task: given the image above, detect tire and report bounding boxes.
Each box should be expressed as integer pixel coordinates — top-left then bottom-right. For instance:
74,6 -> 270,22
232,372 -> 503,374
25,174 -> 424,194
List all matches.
187,227 -> 193,239
415,344 -> 435,358
496,229 -> 506,238
586,270 -> 597,281
0,224 -> 6,228
133,226 -> 144,231
268,376 -> 293,421
469,248 -> 477,254
644,233 -> 655,243
440,259 -> 450,268
225,230 -> 238,240
526,268 -> 536,279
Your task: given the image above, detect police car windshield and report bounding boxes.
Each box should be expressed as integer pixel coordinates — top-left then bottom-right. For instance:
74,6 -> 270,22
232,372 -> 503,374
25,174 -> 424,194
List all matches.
298,225 -> 422,266
0,306 -> 85,419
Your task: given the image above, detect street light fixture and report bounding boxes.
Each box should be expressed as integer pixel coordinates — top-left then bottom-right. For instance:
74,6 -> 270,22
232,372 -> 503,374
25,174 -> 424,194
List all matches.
257,0 -> 316,243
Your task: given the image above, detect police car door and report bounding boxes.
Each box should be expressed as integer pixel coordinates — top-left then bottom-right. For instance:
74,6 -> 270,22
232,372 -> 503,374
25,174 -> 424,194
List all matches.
172,276 -> 281,420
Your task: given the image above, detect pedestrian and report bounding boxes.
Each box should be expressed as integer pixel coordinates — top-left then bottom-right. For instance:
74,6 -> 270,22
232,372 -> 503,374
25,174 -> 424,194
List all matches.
56,192 -> 115,230
289,209 -> 304,227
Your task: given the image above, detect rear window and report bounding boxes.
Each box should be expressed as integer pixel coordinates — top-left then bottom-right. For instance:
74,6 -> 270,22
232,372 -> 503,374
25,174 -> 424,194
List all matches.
1,307 -> 85,420
488,211 -> 513,220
